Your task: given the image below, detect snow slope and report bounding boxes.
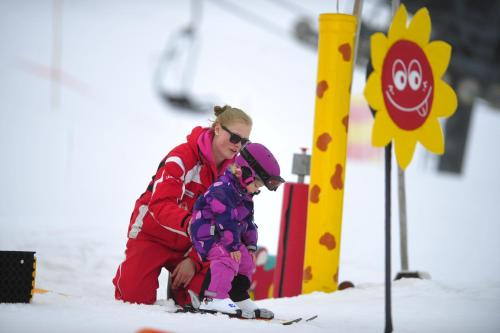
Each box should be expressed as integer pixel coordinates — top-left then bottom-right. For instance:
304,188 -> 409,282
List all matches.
1,1 -> 500,332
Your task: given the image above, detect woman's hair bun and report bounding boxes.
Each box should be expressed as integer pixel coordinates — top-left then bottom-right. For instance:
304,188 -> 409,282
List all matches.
211,104 -> 252,129
214,105 -> 231,117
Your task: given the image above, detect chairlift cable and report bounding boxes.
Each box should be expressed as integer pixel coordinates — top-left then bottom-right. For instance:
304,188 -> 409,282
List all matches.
266,0 -> 315,17
207,0 -> 290,39
181,0 -> 203,90
154,0 -> 208,112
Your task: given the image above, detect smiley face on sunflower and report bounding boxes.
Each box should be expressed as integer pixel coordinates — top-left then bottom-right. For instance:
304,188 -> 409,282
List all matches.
364,5 -> 458,169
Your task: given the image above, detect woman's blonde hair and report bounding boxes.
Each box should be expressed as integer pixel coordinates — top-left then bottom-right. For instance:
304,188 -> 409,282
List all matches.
211,105 -> 252,129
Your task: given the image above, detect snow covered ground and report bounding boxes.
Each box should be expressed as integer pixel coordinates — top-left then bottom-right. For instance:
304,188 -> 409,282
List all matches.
1,1 -> 500,332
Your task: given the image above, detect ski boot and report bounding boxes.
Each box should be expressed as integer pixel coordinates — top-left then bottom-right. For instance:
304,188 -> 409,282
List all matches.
235,298 -> 274,319
199,297 -> 242,317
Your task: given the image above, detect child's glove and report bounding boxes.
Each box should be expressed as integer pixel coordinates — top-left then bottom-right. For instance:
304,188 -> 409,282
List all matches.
248,250 -> 256,263
230,250 -> 241,263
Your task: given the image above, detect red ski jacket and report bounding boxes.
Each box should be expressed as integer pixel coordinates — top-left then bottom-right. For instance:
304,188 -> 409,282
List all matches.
126,126 -> 235,271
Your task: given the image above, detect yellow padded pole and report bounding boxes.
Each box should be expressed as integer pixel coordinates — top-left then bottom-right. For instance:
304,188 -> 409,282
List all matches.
302,13 -> 357,294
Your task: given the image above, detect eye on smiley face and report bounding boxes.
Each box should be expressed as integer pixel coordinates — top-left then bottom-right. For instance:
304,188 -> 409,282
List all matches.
382,40 -> 434,131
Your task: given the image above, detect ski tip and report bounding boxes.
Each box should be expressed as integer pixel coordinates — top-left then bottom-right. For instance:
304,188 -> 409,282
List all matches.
136,328 -> 172,333
33,288 -> 74,297
33,288 -> 49,294
282,318 -> 302,325
187,289 -> 201,309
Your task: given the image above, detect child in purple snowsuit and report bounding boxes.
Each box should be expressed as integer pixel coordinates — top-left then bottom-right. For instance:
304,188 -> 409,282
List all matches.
190,142 -> 284,318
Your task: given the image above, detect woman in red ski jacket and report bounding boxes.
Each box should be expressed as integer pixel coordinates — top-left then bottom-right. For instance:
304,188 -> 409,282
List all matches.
113,105 -> 252,306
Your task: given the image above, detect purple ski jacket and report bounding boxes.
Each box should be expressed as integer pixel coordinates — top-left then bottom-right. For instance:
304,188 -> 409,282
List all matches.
190,168 -> 258,261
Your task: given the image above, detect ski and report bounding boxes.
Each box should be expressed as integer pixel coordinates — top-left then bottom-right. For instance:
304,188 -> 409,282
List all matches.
242,314 -> 318,325
33,288 -> 77,298
170,306 -> 317,326
271,317 -> 302,325
305,314 -> 318,322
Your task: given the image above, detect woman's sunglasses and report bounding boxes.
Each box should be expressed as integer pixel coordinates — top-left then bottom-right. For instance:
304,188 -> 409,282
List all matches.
221,125 -> 250,146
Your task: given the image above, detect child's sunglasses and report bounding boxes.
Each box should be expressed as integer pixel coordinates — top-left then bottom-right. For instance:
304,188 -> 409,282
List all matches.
240,148 -> 285,191
221,125 -> 250,146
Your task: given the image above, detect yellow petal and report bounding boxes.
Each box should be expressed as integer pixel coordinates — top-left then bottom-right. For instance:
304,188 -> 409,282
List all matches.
425,41 -> 452,78
388,5 -> 408,42
394,135 -> 417,169
432,80 -> 458,118
364,72 -> 384,111
370,33 -> 389,71
372,112 -> 393,147
406,8 -> 431,47
417,118 -> 444,154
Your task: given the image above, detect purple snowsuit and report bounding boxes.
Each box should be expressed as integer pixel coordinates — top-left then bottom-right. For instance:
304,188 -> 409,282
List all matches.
190,168 -> 257,299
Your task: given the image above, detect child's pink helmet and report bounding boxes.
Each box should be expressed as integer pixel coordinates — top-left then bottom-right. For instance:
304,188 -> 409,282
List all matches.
235,143 -> 285,191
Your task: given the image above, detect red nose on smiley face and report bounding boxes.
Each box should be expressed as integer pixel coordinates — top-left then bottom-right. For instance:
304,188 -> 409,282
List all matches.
381,40 -> 434,131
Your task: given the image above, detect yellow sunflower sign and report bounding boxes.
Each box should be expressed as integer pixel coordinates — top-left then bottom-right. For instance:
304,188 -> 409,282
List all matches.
364,5 -> 458,169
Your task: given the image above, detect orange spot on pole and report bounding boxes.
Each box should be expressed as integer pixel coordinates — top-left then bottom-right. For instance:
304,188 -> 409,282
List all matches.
310,185 -> 321,203
303,266 -> 313,282
338,43 -> 352,61
316,133 -> 332,151
316,80 -> 329,98
334,269 -> 339,283
319,232 -> 336,250
330,164 -> 344,190
342,115 -> 349,132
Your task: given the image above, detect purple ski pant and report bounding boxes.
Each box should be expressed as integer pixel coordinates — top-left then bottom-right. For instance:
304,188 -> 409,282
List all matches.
205,243 -> 255,299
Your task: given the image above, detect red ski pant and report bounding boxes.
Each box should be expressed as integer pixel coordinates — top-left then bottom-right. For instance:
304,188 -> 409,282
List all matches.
112,238 -> 208,305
